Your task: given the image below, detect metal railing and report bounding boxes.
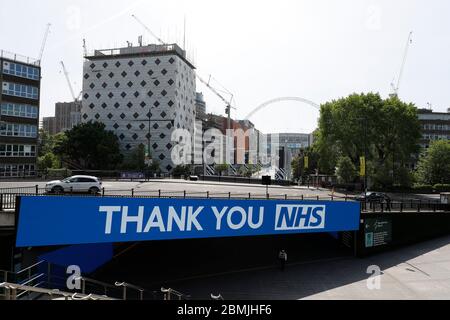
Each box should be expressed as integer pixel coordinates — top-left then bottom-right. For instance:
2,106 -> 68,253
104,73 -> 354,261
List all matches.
161,287 -> 190,300
360,199 -> 447,213
0,260 -> 154,300
0,186 -> 447,213
0,50 -> 40,66
0,261 -> 53,300
0,282 -> 116,300
115,281 -> 145,300
211,293 -> 224,300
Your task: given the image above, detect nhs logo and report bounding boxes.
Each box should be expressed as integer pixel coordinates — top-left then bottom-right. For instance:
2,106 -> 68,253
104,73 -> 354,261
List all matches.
275,205 -> 326,231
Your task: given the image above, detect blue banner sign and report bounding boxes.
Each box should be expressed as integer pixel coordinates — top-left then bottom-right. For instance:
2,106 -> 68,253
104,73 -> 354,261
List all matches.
16,196 -> 360,247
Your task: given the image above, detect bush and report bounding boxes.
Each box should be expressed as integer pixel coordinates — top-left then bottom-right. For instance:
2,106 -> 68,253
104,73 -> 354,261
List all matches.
46,168 -> 72,179
172,165 -> 191,178
412,184 -> 434,193
433,184 -> 450,193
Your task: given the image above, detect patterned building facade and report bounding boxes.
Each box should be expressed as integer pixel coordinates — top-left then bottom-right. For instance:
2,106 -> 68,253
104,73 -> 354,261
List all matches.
81,44 -> 196,172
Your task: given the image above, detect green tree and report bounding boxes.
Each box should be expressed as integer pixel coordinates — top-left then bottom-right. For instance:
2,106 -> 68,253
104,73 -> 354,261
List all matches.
215,164 -> 229,176
123,144 -> 146,170
415,140 -> 450,185
291,148 -> 320,180
37,153 -> 59,170
172,165 -> 192,177
314,93 -> 421,187
147,159 -> 161,174
54,121 -> 123,170
336,156 -> 357,184
38,129 -> 53,157
238,165 -> 257,178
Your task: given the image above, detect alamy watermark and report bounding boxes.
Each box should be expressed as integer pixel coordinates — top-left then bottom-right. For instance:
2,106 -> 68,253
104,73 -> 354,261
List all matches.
66,265 -> 81,290
366,265 -> 382,290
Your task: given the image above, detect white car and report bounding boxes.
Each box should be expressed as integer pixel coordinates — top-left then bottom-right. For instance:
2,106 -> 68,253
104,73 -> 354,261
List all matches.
45,175 -> 102,194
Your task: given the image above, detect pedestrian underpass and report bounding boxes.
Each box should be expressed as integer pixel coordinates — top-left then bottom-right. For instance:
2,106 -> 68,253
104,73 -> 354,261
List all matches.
1,193 -> 449,300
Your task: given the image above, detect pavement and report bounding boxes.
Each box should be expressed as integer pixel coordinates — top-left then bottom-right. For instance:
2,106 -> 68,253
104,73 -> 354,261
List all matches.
169,235 -> 450,300
94,233 -> 450,300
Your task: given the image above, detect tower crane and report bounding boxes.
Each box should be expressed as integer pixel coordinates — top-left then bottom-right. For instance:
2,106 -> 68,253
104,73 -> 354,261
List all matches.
391,31 -> 413,97
60,61 -> 82,102
130,14 -> 238,128
131,14 -> 166,47
38,23 -> 51,64
196,74 -> 236,128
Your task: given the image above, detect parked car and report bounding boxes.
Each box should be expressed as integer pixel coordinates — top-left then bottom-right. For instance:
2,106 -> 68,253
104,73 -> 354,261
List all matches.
188,175 -> 199,181
356,192 -> 391,203
45,175 -> 102,194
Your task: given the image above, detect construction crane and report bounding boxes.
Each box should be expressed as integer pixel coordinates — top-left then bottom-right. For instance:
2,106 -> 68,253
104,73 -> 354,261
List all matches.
131,14 -> 166,47
196,74 -> 236,130
391,31 -> 413,97
130,14 -> 238,128
60,61 -> 82,102
38,23 -> 51,64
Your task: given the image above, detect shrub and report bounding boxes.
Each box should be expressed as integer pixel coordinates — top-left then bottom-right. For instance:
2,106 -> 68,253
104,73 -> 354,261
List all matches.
412,184 -> 434,193
433,184 -> 450,193
172,165 -> 191,178
46,168 -> 72,179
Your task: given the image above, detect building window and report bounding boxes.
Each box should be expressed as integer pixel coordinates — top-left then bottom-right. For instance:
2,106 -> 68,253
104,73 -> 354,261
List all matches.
0,123 -> 37,138
1,103 -> 38,119
2,61 -> 40,80
0,144 -> 36,157
2,82 -> 39,100
0,164 -> 36,177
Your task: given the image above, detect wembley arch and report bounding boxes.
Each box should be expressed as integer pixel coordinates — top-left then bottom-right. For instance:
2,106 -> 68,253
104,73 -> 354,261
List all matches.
244,97 -> 321,120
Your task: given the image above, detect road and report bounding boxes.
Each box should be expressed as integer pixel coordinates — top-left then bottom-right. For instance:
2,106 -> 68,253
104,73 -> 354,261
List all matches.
0,179 -> 440,200
0,179 -> 341,199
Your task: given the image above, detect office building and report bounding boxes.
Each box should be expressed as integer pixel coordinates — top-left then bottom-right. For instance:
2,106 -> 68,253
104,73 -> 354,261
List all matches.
81,43 -> 196,172
265,133 -> 311,180
42,116 -> 57,135
195,92 -> 206,119
418,108 -> 450,149
0,50 -> 40,177
42,101 -> 82,135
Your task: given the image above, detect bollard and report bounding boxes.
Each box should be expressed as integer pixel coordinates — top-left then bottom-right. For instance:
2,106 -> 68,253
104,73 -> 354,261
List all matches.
131,189 -> 134,197
35,185 -> 39,195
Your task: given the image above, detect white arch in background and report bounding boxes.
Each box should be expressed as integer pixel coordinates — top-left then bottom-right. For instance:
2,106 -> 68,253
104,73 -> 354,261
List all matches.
244,97 -> 321,179
244,97 -> 320,120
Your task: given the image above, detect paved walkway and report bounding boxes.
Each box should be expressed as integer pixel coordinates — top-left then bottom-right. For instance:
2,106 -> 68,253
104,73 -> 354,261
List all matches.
169,235 -> 450,300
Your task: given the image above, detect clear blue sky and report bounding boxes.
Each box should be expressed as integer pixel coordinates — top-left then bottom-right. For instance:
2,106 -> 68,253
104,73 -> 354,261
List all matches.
1,0 -> 449,134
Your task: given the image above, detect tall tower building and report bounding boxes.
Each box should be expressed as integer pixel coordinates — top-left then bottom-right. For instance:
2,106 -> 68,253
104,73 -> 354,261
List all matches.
0,51 -> 40,177
81,43 -> 196,172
